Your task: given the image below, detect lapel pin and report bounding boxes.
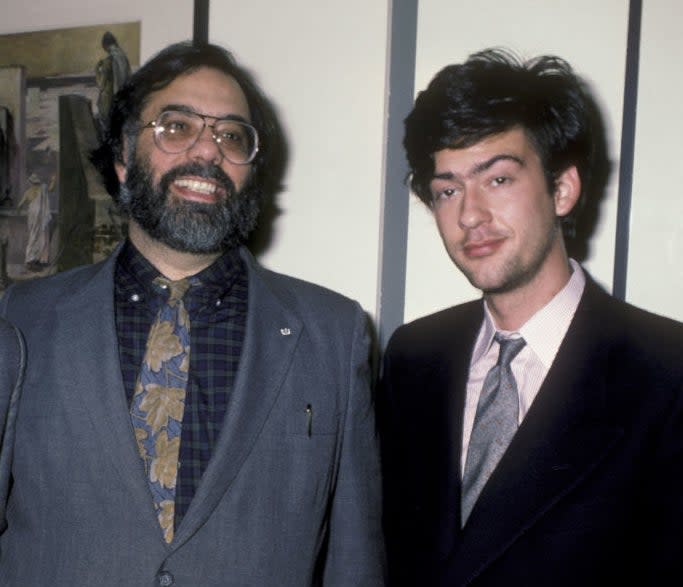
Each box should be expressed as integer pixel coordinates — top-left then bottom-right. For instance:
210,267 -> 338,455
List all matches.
280,328 -> 291,336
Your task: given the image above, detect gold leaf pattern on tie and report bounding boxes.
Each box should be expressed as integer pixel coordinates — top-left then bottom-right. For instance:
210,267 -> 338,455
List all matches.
143,320 -> 184,372
133,427 -> 148,449
130,276 -> 192,544
151,431 -> 181,489
177,306 -> 190,329
139,385 -> 186,432
158,500 -> 175,543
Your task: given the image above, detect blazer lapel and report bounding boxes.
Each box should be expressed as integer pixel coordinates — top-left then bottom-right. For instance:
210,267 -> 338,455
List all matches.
55,253 -> 162,528
173,250 -> 303,546
391,302 -> 483,562
433,305 -> 483,559
448,282 -> 625,584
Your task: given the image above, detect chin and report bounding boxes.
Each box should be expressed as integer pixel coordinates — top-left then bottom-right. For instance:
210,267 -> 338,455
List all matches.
461,266 -> 515,295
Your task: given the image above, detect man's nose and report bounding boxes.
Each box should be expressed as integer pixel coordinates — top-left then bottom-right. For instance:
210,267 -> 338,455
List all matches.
188,125 -> 223,165
457,188 -> 491,229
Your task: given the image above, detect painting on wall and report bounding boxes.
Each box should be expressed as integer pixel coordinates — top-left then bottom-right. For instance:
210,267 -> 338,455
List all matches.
0,22 -> 140,290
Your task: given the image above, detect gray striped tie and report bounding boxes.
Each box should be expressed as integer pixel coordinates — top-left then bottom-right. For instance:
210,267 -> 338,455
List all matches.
461,333 -> 526,525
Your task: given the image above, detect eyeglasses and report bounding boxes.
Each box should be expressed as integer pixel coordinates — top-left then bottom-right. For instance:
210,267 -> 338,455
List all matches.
142,109 -> 259,165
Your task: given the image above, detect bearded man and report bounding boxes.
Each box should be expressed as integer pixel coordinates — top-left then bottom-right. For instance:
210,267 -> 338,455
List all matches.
0,42 -> 385,586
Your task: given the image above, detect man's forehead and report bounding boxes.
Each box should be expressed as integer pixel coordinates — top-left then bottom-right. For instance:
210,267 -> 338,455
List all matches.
142,67 -> 249,119
431,128 -> 533,177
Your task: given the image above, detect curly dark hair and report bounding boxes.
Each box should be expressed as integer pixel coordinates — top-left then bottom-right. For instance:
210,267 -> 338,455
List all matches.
404,48 -> 605,237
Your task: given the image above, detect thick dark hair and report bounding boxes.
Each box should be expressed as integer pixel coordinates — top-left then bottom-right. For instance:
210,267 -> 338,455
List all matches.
91,41 -> 284,208
404,48 -> 603,237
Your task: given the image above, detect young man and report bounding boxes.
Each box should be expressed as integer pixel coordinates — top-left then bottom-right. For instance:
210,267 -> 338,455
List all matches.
380,49 -> 683,586
0,42 -> 384,586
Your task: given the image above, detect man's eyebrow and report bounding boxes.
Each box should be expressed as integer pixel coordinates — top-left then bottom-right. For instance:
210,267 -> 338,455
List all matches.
432,153 -> 525,181
470,154 -> 524,176
155,103 -> 250,123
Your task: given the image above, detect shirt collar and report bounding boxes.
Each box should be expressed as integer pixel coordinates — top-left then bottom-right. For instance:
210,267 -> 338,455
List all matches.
520,258 -> 585,369
472,259 -> 585,368
115,239 -> 245,306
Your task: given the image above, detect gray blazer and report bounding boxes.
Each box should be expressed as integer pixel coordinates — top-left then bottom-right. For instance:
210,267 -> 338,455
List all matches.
0,318 -> 23,536
0,247 -> 385,586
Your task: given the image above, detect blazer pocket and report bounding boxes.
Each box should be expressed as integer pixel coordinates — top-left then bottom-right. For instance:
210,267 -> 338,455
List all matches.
285,401 -> 341,436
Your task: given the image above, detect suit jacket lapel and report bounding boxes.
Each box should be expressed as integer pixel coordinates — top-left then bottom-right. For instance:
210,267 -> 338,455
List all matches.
448,281 -> 625,584
391,301 -> 483,561
173,250 -> 302,546
55,252 -> 162,529
433,304 -> 482,558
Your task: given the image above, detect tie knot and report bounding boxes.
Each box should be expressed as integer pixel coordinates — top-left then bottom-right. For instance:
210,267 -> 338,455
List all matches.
494,333 -> 525,367
154,276 -> 191,303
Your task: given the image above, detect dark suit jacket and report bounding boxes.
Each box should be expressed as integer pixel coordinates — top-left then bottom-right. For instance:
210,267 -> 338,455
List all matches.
0,246 -> 385,586
380,277 -> 683,586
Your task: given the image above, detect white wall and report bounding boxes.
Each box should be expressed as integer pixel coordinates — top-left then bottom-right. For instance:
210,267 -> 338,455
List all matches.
209,1 -> 390,317
628,0 -> 683,321
3,0 -> 681,329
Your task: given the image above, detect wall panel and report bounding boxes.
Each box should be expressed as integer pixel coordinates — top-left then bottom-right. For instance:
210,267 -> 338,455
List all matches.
210,1 -> 390,316
628,0 -> 683,321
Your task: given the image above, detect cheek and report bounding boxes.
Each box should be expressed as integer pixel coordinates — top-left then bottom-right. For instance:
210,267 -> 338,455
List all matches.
227,163 -> 253,192
434,208 -> 462,242
143,127 -> 193,166
507,200 -> 556,245
498,189 -> 548,225
147,151 -> 184,184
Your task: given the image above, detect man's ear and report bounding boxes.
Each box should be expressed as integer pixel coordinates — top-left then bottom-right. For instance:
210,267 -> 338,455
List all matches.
114,138 -> 130,184
553,165 -> 581,218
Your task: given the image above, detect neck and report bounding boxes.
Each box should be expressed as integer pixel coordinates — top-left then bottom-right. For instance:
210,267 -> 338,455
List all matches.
484,245 -> 573,332
128,221 -> 223,280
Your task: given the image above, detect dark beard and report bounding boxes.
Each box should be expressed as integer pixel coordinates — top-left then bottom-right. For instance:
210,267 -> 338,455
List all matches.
118,156 -> 260,254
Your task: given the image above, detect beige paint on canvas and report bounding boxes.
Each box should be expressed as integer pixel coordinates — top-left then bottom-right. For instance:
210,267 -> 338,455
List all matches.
0,22 -> 140,77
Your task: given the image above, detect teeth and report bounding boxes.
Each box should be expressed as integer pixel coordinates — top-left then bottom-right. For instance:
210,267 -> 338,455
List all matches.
174,179 -> 217,195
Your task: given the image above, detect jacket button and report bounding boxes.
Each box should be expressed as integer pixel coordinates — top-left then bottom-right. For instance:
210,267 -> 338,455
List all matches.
158,570 -> 174,586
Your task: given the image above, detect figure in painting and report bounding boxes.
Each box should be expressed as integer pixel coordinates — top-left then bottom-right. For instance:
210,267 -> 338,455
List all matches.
95,31 -> 131,134
17,173 -> 53,271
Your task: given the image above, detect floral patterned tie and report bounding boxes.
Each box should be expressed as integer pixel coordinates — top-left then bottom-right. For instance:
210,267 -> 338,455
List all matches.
130,276 -> 191,543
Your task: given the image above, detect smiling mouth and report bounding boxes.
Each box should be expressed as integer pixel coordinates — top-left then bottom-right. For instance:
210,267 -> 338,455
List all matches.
172,178 -> 225,203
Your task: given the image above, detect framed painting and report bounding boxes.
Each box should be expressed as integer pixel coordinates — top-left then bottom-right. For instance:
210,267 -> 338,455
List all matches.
0,22 -> 140,289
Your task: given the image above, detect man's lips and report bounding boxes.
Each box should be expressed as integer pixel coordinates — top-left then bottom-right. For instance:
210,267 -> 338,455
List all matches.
462,237 -> 506,258
172,177 -> 226,203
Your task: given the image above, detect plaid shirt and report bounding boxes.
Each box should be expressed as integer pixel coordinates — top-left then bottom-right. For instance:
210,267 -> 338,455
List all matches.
115,240 -> 248,529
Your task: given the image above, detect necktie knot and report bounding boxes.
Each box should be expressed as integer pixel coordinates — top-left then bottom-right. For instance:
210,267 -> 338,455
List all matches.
154,276 -> 191,304
494,333 -> 525,367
